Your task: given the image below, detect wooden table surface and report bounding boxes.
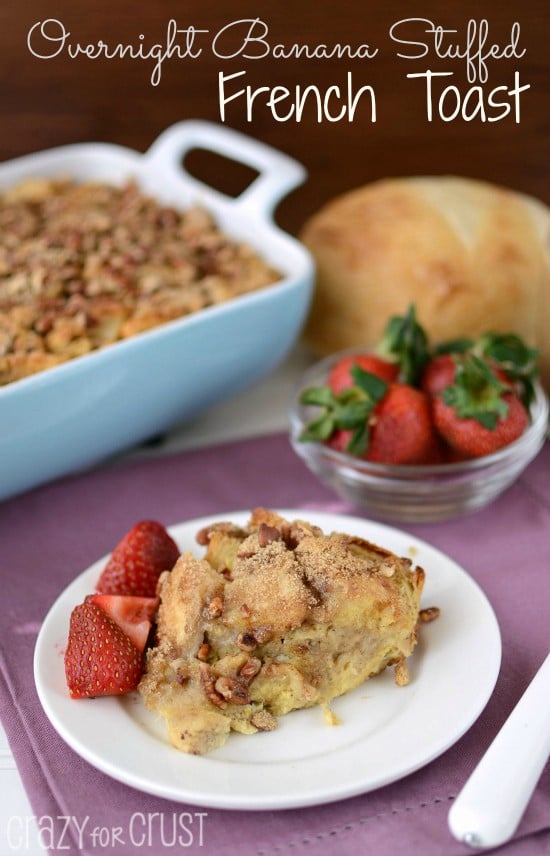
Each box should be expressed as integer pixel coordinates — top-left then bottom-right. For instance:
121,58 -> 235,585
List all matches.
0,1 -> 547,234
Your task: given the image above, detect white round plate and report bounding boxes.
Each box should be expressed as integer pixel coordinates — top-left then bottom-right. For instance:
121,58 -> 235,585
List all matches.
34,509 -> 501,810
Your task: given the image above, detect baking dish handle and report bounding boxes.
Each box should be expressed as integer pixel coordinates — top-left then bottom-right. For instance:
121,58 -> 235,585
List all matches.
144,120 -> 307,218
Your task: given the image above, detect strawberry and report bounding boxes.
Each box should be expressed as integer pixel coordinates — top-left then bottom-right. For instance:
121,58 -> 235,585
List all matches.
300,365 -> 388,454
439,440 -> 471,463
432,355 -> 529,457
302,368 -> 438,465
65,600 -> 143,698
366,384 -> 439,465
327,428 -> 353,454
429,332 -> 540,408
327,304 -> 431,394
300,314 -> 538,467
434,393 -> 529,458
328,355 -> 398,394
96,520 -> 179,597
86,594 -> 159,653
473,332 -> 539,409
422,353 -> 512,398
421,354 -> 458,398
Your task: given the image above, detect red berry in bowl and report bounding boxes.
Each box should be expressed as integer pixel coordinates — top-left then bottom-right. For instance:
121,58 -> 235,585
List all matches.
434,393 -> 529,458
421,354 -> 458,397
367,384 -> 439,465
328,354 -> 398,394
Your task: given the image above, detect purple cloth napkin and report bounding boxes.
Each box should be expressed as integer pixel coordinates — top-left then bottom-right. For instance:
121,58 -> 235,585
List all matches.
1,433 -> 549,856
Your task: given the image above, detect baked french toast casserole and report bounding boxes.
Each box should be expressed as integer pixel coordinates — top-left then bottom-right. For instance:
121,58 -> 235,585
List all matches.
139,509 -> 426,754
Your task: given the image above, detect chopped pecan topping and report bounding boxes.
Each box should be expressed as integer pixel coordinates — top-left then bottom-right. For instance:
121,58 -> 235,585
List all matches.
205,596 -> 224,619
195,527 -> 211,546
197,642 -> 210,662
237,548 -> 255,560
0,179 -> 280,386
236,632 -> 257,652
419,606 -> 440,623
239,657 -> 262,683
252,625 -> 272,644
196,522 -> 248,546
258,523 -> 282,547
281,520 -> 323,549
250,711 -> 278,731
214,676 -> 250,706
198,663 -> 226,709
394,659 -> 410,687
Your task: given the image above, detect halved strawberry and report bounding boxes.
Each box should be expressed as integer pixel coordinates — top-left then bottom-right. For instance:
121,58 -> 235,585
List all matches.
96,520 -> 180,597
86,594 -> 159,653
65,600 -> 143,698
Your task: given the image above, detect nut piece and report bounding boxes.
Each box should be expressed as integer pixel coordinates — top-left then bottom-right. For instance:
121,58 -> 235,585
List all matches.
258,523 -> 282,547
236,632 -> 257,652
239,657 -> 262,683
250,711 -> 278,731
252,625 -> 272,644
199,663 -> 226,709
214,676 -> 250,706
205,596 -> 224,619
197,643 -> 210,661
237,548 -> 255,559
394,659 -> 410,687
196,522 -> 247,546
419,606 -> 440,623
175,669 -> 189,686
196,527 -> 211,546
282,520 -> 322,549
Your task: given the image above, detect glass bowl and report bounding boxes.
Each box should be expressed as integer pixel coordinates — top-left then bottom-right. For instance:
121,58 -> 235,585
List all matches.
289,353 -> 549,523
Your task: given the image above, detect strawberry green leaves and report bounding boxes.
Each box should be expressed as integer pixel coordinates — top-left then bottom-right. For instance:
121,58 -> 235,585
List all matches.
377,304 -> 430,385
435,331 -> 539,409
299,366 -> 388,456
475,333 -> 539,409
441,355 -> 510,430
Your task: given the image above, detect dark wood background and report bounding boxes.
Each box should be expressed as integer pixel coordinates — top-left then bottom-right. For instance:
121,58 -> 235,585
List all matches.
0,1 -> 547,234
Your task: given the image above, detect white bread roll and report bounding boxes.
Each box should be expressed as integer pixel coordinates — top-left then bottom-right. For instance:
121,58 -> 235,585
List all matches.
300,177 -> 550,389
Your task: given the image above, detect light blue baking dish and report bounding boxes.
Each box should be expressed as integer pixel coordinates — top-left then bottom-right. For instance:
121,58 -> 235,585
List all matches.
0,121 -> 314,500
